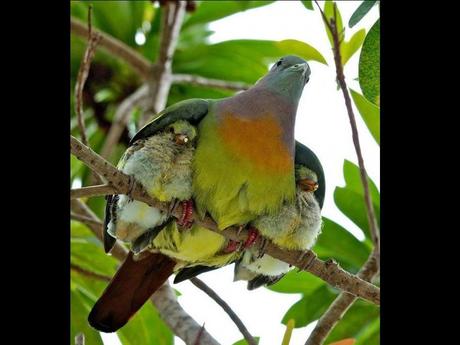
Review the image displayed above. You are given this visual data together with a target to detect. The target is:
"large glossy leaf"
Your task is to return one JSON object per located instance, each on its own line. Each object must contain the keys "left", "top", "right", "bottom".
{"left": 326, "top": 301, "right": 379, "bottom": 344}
{"left": 349, "top": 0, "right": 377, "bottom": 28}
{"left": 281, "top": 285, "right": 337, "bottom": 327}
{"left": 71, "top": 288, "right": 104, "bottom": 345}
{"left": 313, "top": 217, "right": 370, "bottom": 271}
{"left": 183, "top": 1, "right": 275, "bottom": 29}
{"left": 71, "top": 236, "right": 118, "bottom": 277}
{"left": 334, "top": 160, "right": 380, "bottom": 241}
{"left": 359, "top": 19, "right": 380, "bottom": 105}
{"left": 350, "top": 88, "right": 380, "bottom": 144}
{"left": 268, "top": 270, "right": 325, "bottom": 295}
{"left": 354, "top": 317, "right": 380, "bottom": 345}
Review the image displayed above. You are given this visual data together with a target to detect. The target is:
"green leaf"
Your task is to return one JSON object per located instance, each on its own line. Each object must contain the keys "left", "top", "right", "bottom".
{"left": 355, "top": 317, "right": 380, "bottom": 345}
{"left": 174, "top": 39, "right": 326, "bottom": 84}
{"left": 341, "top": 29, "right": 366, "bottom": 66}
{"left": 349, "top": 1, "right": 377, "bottom": 28}
{"left": 267, "top": 270, "right": 325, "bottom": 295}
{"left": 282, "top": 285, "right": 337, "bottom": 327}
{"left": 71, "top": 289, "right": 104, "bottom": 345}
{"left": 117, "top": 302, "right": 173, "bottom": 345}
{"left": 349, "top": 88, "right": 380, "bottom": 144}
{"left": 334, "top": 160, "right": 380, "bottom": 242}
{"left": 323, "top": 1, "right": 344, "bottom": 46}
{"left": 313, "top": 217, "right": 370, "bottom": 271}
{"left": 359, "top": 19, "right": 380, "bottom": 105}
{"left": 301, "top": 1, "right": 314, "bottom": 10}
{"left": 183, "top": 1, "right": 275, "bottom": 29}
{"left": 232, "top": 337, "right": 260, "bottom": 345}
{"left": 71, "top": 237, "right": 119, "bottom": 277}
{"left": 326, "top": 301, "right": 379, "bottom": 344}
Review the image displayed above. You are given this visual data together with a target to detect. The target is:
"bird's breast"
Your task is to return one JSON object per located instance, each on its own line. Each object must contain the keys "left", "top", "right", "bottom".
{"left": 218, "top": 113, "right": 293, "bottom": 173}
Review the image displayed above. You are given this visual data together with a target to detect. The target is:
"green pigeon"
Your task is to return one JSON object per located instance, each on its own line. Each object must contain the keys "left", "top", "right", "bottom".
{"left": 233, "top": 142, "right": 325, "bottom": 290}
{"left": 89, "top": 55, "right": 312, "bottom": 333}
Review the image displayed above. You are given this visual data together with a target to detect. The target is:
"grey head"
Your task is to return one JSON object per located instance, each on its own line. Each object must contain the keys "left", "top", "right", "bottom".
{"left": 254, "top": 55, "right": 311, "bottom": 102}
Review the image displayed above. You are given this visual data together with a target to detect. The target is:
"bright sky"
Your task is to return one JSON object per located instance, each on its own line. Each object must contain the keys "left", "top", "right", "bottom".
{"left": 101, "top": 1, "right": 379, "bottom": 344}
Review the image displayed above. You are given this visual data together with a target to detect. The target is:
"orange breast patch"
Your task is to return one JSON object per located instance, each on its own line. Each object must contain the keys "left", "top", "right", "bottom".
{"left": 218, "top": 113, "right": 293, "bottom": 173}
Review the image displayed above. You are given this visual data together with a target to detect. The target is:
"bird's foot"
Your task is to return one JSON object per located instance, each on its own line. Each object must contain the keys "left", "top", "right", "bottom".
{"left": 223, "top": 239, "right": 241, "bottom": 253}
{"left": 242, "top": 226, "right": 260, "bottom": 249}
{"left": 177, "top": 199, "right": 194, "bottom": 229}
{"left": 297, "top": 178, "right": 319, "bottom": 192}
{"left": 257, "top": 238, "right": 268, "bottom": 259}
{"left": 296, "top": 250, "right": 317, "bottom": 272}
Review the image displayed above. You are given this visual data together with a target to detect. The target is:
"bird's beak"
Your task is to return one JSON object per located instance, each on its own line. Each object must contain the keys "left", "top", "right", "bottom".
{"left": 301, "top": 63, "right": 311, "bottom": 83}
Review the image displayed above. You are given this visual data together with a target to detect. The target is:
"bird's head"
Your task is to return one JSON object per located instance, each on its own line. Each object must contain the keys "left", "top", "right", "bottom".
{"left": 296, "top": 165, "right": 319, "bottom": 193}
{"left": 255, "top": 55, "right": 311, "bottom": 101}
{"left": 167, "top": 120, "right": 197, "bottom": 145}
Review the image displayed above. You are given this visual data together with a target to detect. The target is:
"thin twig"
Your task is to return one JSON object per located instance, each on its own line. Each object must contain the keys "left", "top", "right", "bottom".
{"left": 71, "top": 184, "right": 114, "bottom": 199}
{"left": 74, "top": 7, "right": 101, "bottom": 147}
{"left": 100, "top": 84, "right": 150, "bottom": 160}
{"left": 71, "top": 17, "right": 151, "bottom": 78}
{"left": 71, "top": 263, "right": 111, "bottom": 282}
{"left": 70, "top": 135, "right": 380, "bottom": 305}
{"left": 143, "top": 1, "right": 187, "bottom": 124}
{"left": 70, "top": 199, "right": 220, "bottom": 345}
{"left": 314, "top": 0, "right": 380, "bottom": 262}
{"left": 190, "top": 278, "right": 257, "bottom": 345}
{"left": 305, "top": 251, "right": 379, "bottom": 345}
{"left": 172, "top": 74, "right": 251, "bottom": 91}
{"left": 71, "top": 212, "right": 105, "bottom": 229}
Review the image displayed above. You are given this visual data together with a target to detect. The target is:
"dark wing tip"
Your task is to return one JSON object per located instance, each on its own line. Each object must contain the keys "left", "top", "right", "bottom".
{"left": 174, "top": 265, "right": 220, "bottom": 284}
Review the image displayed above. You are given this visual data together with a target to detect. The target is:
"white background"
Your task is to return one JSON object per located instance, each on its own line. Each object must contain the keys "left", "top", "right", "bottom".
{"left": 102, "top": 1, "right": 379, "bottom": 344}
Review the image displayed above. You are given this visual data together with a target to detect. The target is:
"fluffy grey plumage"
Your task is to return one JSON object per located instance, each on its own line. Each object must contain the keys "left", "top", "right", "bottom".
{"left": 106, "top": 120, "right": 197, "bottom": 247}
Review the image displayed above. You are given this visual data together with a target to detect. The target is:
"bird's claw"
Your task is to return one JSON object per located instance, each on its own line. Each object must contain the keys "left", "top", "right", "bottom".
{"left": 242, "top": 226, "right": 259, "bottom": 249}
{"left": 297, "top": 178, "right": 319, "bottom": 192}
{"left": 177, "top": 199, "right": 194, "bottom": 229}
{"left": 257, "top": 238, "right": 268, "bottom": 259}
{"left": 127, "top": 175, "right": 136, "bottom": 202}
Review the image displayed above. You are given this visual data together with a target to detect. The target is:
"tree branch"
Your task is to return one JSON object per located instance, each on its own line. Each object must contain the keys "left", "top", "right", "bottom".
{"left": 70, "top": 135, "right": 380, "bottom": 305}
{"left": 190, "top": 278, "right": 257, "bottom": 345}
{"left": 315, "top": 1, "right": 380, "bottom": 263}
{"left": 305, "top": 251, "right": 379, "bottom": 345}
{"left": 71, "top": 17, "right": 152, "bottom": 78}
{"left": 144, "top": 0, "right": 187, "bottom": 123}
{"left": 71, "top": 184, "right": 114, "bottom": 199}
{"left": 74, "top": 6, "right": 101, "bottom": 147}
{"left": 70, "top": 198, "right": 220, "bottom": 345}
{"left": 172, "top": 74, "right": 251, "bottom": 91}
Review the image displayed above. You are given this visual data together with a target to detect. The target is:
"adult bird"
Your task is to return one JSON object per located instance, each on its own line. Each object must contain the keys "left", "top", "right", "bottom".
{"left": 89, "top": 55, "right": 312, "bottom": 333}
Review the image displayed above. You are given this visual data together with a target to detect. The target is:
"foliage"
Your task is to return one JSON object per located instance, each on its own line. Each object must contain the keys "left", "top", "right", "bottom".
{"left": 70, "top": 1, "right": 379, "bottom": 344}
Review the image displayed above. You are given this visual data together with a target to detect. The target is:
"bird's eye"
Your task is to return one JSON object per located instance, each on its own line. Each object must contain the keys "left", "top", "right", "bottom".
{"left": 276, "top": 60, "right": 282, "bottom": 67}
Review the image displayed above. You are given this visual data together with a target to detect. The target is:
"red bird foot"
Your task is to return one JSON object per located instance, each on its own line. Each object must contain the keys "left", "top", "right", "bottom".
{"left": 177, "top": 200, "right": 194, "bottom": 229}
{"left": 223, "top": 240, "right": 240, "bottom": 253}
{"left": 242, "top": 226, "right": 260, "bottom": 249}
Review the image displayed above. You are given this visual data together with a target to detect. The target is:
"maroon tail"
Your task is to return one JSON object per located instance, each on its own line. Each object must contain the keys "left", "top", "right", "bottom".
{"left": 88, "top": 252, "right": 176, "bottom": 332}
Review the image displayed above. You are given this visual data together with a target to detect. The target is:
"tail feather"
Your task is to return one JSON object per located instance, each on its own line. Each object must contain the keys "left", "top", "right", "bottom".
{"left": 88, "top": 252, "right": 175, "bottom": 332}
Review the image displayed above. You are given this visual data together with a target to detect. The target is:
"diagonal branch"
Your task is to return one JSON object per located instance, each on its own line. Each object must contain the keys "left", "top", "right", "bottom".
{"left": 305, "top": 251, "right": 379, "bottom": 345}
{"left": 70, "top": 135, "right": 380, "bottom": 305}
{"left": 70, "top": 199, "right": 220, "bottom": 345}
{"left": 71, "top": 184, "right": 114, "bottom": 199}
{"left": 71, "top": 17, "right": 152, "bottom": 78}
{"left": 71, "top": 263, "right": 111, "bottom": 282}
{"left": 315, "top": 1, "right": 380, "bottom": 263}
{"left": 190, "top": 278, "right": 257, "bottom": 345}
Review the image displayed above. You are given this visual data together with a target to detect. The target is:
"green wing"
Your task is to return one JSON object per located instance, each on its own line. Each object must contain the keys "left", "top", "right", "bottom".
{"left": 129, "top": 98, "right": 210, "bottom": 145}
{"left": 295, "top": 141, "right": 326, "bottom": 209}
